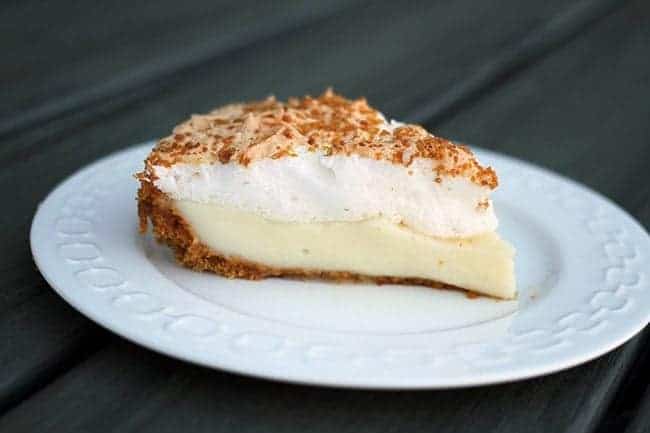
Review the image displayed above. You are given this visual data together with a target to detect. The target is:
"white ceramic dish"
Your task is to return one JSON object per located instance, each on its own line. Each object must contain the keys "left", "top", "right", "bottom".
{"left": 31, "top": 142, "right": 650, "bottom": 389}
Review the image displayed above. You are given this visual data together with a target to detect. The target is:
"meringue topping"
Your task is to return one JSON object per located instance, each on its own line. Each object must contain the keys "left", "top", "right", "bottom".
{"left": 140, "top": 90, "right": 501, "bottom": 238}
{"left": 143, "top": 89, "right": 497, "bottom": 189}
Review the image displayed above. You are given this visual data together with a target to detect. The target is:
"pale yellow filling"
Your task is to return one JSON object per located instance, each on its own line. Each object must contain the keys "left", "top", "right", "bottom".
{"left": 173, "top": 200, "right": 516, "bottom": 299}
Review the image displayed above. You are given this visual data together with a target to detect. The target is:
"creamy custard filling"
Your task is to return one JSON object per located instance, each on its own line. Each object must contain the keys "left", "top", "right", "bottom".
{"left": 173, "top": 200, "right": 516, "bottom": 299}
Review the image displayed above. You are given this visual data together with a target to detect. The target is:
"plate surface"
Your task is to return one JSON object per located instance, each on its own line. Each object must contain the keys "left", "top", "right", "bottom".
{"left": 31, "top": 143, "right": 650, "bottom": 389}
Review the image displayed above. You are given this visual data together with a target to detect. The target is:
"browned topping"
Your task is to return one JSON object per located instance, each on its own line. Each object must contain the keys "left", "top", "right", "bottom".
{"left": 142, "top": 89, "right": 497, "bottom": 189}
{"left": 217, "top": 146, "right": 235, "bottom": 164}
{"left": 476, "top": 199, "right": 490, "bottom": 211}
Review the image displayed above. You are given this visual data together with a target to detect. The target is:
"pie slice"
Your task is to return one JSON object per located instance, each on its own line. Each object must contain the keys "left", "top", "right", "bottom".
{"left": 137, "top": 90, "right": 516, "bottom": 299}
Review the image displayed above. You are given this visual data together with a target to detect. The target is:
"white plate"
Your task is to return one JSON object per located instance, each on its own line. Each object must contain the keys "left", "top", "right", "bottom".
{"left": 31, "top": 142, "right": 650, "bottom": 389}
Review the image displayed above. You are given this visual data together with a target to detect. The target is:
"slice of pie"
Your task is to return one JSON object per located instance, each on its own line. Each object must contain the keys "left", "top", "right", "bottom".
{"left": 137, "top": 90, "right": 516, "bottom": 299}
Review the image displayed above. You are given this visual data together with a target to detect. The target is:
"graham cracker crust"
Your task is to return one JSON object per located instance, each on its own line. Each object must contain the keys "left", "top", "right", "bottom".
{"left": 137, "top": 180, "right": 468, "bottom": 294}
